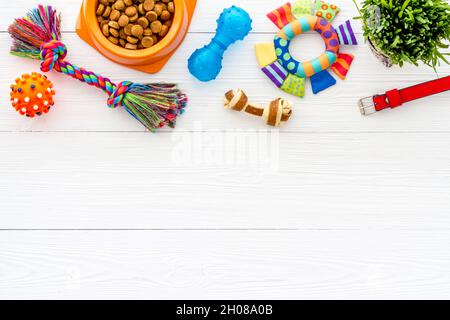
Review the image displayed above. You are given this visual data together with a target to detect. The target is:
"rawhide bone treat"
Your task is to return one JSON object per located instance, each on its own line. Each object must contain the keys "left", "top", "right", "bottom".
{"left": 8, "top": 5, "right": 187, "bottom": 132}
{"left": 224, "top": 89, "right": 293, "bottom": 127}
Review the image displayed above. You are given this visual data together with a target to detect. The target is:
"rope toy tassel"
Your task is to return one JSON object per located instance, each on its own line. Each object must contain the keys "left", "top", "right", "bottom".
{"left": 8, "top": 5, "right": 187, "bottom": 131}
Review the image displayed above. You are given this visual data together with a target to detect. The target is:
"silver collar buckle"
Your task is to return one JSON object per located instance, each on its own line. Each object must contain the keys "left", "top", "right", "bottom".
{"left": 358, "top": 96, "right": 377, "bottom": 116}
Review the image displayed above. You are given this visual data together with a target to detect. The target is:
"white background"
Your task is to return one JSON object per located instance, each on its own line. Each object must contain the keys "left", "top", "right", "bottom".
{"left": 1, "top": 0, "right": 450, "bottom": 299}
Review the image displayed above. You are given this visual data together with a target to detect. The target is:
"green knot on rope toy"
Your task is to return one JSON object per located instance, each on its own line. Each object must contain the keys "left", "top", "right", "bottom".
{"left": 9, "top": 5, "right": 187, "bottom": 131}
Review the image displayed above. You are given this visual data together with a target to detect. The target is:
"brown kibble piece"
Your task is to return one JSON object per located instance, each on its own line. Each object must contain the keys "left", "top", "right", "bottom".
{"left": 125, "top": 43, "right": 137, "bottom": 50}
{"left": 109, "top": 28, "right": 119, "bottom": 37}
{"left": 118, "top": 14, "right": 129, "bottom": 27}
{"left": 154, "top": 4, "right": 164, "bottom": 16}
{"left": 150, "top": 20, "right": 162, "bottom": 33}
{"left": 108, "top": 36, "right": 119, "bottom": 45}
{"left": 96, "top": 4, "right": 105, "bottom": 16}
{"left": 102, "top": 24, "right": 110, "bottom": 37}
{"left": 138, "top": 4, "right": 145, "bottom": 15}
{"left": 160, "top": 10, "right": 171, "bottom": 21}
{"left": 129, "top": 14, "right": 139, "bottom": 22}
{"left": 141, "top": 36, "right": 154, "bottom": 48}
{"left": 168, "top": 2, "right": 174, "bottom": 13}
{"left": 119, "top": 28, "right": 127, "bottom": 39}
{"left": 108, "top": 21, "right": 120, "bottom": 29}
{"left": 144, "top": 28, "right": 153, "bottom": 36}
{"left": 159, "top": 24, "right": 169, "bottom": 37}
{"left": 125, "top": 6, "right": 137, "bottom": 17}
{"left": 137, "top": 17, "right": 149, "bottom": 29}
{"left": 124, "top": 0, "right": 133, "bottom": 6}
{"left": 131, "top": 24, "right": 144, "bottom": 37}
{"left": 145, "top": 11, "right": 158, "bottom": 22}
{"left": 143, "top": 0, "right": 155, "bottom": 11}
{"left": 124, "top": 24, "right": 133, "bottom": 35}
{"left": 102, "top": 6, "right": 112, "bottom": 18}
{"left": 127, "top": 36, "right": 139, "bottom": 44}
{"left": 110, "top": 9, "right": 121, "bottom": 21}
{"left": 114, "top": 0, "right": 125, "bottom": 11}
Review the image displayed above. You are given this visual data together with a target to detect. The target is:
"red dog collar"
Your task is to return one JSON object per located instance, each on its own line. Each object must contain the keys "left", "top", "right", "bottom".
{"left": 359, "top": 75, "right": 450, "bottom": 115}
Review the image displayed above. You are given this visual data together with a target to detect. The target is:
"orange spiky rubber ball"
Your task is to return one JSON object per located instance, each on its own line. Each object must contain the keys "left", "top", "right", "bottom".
{"left": 10, "top": 73, "right": 55, "bottom": 117}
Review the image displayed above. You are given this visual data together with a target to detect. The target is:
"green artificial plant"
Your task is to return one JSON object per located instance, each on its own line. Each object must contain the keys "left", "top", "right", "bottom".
{"left": 353, "top": 0, "right": 450, "bottom": 69}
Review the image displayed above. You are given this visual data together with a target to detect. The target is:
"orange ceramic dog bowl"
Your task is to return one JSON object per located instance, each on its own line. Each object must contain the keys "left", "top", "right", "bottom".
{"left": 76, "top": 0, "right": 197, "bottom": 73}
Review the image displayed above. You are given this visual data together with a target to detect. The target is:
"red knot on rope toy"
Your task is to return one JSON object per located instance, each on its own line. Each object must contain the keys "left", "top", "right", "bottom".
{"left": 9, "top": 5, "right": 187, "bottom": 132}
{"left": 40, "top": 40, "right": 67, "bottom": 73}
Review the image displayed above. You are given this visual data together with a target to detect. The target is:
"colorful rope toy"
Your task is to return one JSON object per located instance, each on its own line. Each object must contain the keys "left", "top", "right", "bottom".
{"left": 255, "top": 0, "right": 358, "bottom": 97}
{"left": 8, "top": 5, "right": 187, "bottom": 131}
{"left": 10, "top": 73, "right": 55, "bottom": 117}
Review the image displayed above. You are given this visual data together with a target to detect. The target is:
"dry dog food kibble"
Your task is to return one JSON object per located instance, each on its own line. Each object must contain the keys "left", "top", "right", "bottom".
{"left": 96, "top": 0, "right": 174, "bottom": 50}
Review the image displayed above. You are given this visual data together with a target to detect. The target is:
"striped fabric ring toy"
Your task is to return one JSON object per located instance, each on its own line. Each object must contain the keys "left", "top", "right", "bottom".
{"left": 255, "top": 1, "right": 358, "bottom": 97}
{"left": 274, "top": 16, "right": 339, "bottom": 78}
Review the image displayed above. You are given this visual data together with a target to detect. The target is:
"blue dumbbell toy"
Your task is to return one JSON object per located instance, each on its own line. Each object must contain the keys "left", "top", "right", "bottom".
{"left": 188, "top": 6, "right": 252, "bottom": 82}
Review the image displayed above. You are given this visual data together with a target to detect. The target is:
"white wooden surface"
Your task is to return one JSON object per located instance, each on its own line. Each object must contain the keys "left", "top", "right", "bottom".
{"left": 0, "top": 0, "right": 449, "bottom": 299}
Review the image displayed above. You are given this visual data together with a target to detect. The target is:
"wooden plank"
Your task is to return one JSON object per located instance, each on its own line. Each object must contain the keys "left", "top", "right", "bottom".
{"left": 1, "top": 131, "right": 450, "bottom": 229}
{"left": 1, "top": 230, "right": 450, "bottom": 299}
